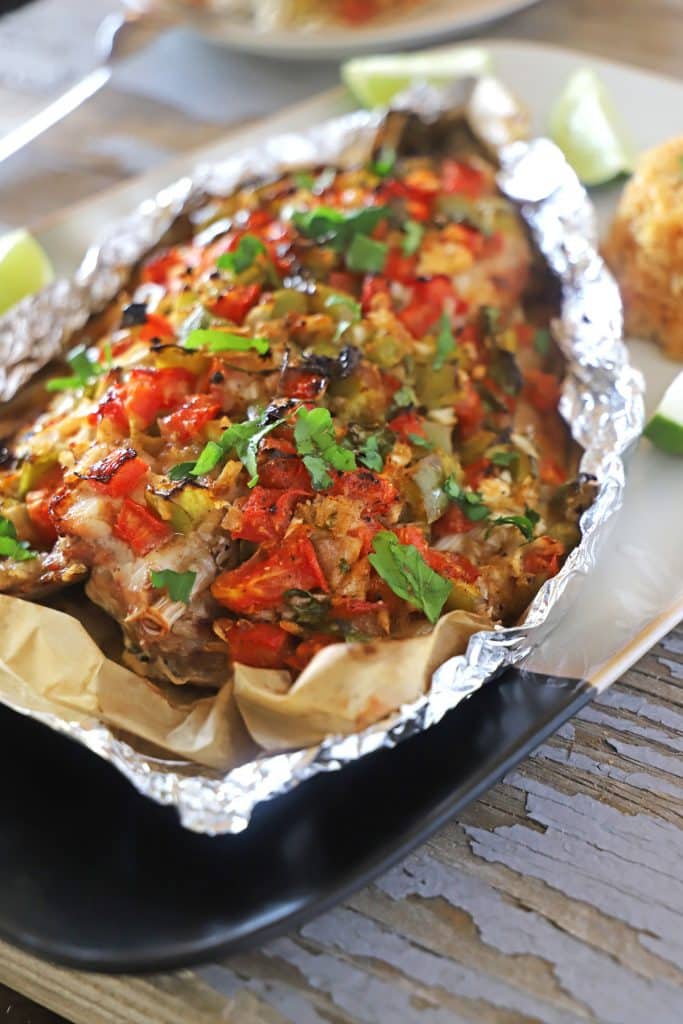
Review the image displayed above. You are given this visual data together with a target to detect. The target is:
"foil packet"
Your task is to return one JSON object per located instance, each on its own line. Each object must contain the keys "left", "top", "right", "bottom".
{"left": 0, "top": 79, "right": 644, "bottom": 834}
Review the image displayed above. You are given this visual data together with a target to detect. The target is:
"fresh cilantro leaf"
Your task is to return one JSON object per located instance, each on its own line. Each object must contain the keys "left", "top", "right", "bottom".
{"left": 150, "top": 569, "right": 196, "bottom": 604}
{"left": 168, "top": 461, "right": 197, "bottom": 482}
{"left": 346, "top": 233, "right": 388, "bottom": 273}
{"left": 486, "top": 506, "right": 540, "bottom": 541}
{"left": 443, "top": 476, "right": 490, "bottom": 522}
{"left": 432, "top": 312, "right": 457, "bottom": 370}
{"left": 392, "top": 384, "right": 418, "bottom": 409}
{"left": 0, "top": 516, "right": 36, "bottom": 562}
{"left": 369, "top": 531, "right": 451, "bottom": 625}
{"left": 293, "top": 171, "right": 315, "bottom": 190}
{"left": 45, "top": 344, "right": 105, "bottom": 393}
{"left": 357, "top": 428, "right": 394, "bottom": 472}
{"left": 292, "top": 205, "right": 389, "bottom": 251}
{"left": 220, "top": 413, "right": 284, "bottom": 487}
{"left": 294, "top": 406, "right": 357, "bottom": 490}
{"left": 490, "top": 450, "right": 520, "bottom": 469}
{"left": 190, "top": 441, "right": 224, "bottom": 477}
{"left": 217, "top": 234, "right": 266, "bottom": 274}
{"left": 370, "top": 147, "right": 396, "bottom": 177}
{"left": 184, "top": 330, "right": 269, "bottom": 355}
{"left": 407, "top": 433, "right": 434, "bottom": 450}
{"left": 533, "top": 327, "right": 551, "bottom": 356}
{"left": 402, "top": 219, "right": 424, "bottom": 256}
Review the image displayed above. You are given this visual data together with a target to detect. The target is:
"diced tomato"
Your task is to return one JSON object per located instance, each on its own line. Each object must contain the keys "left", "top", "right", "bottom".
{"left": 222, "top": 620, "right": 294, "bottom": 670}
{"left": 331, "top": 470, "right": 399, "bottom": 518}
{"left": 209, "top": 284, "right": 262, "bottom": 325}
{"left": 388, "top": 410, "right": 427, "bottom": 439}
{"left": 463, "top": 457, "right": 491, "bottom": 489}
{"left": 113, "top": 498, "right": 172, "bottom": 556}
{"left": 87, "top": 448, "right": 149, "bottom": 497}
{"left": 407, "top": 198, "right": 432, "bottom": 222}
{"left": 212, "top": 528, "right": 328, "bottom": 615}
{"left": 392, "top": 524, "right": 429, "bottom": 552}
{"left": 432, "top": 504, "right": 477, "bottom": 540}
{"left": 246, "top": 209, "right": 271, "bottom": 231}
{"left": 523, "top": 370, "right": 562, "bottom": 414}
{"left": 141, "top": 249, "right": 183, "bottom": 285}
{"left": 385, "top": 248, "right": 417, "bottom": 284}
{"left": 279, "top": 366, "right": 327, "bottom": 400}
{"left": 361, "top": 274, "right": 390, "bottom": 313}
{"left": 93, "top": 384, "right": 129, "bottom": 433}
{"left": 398, "top": 277, "right": 462, "bottom": 339}
{"left": 328, "top": 271, "right": 356, "bottom": 293}
{"left": 232, "top": 487, "right": 307, "bottom": 545}
{"left": 441, "top": 159, "right": 487, "bottom": 199}
{"left": 425, "top": 548, "right": 479, "bottom": 585}
{"left": 159, "top": 395, "right": 221, "bottom": 443}
{"left": 138, "top": 313, "right": 175, "bottom": 343}
{"left": 124, "top": 367, "right": 196, "bottom": 430}
{"left": 24, "top": 465, "right": 63, "bottom": 546}
{"left": 286, "top": 633, "right": 337, "bottom": 672}
{"left": 522, "top": 536, "right": 564, "bottom": 578}
{"left": 454, "top": 380, "right": 485, "bottom": 439}
{"left": 258, "top": 440, "right": 313, "bottom": 492}
{"left": 539, "top": 458, "right": 567, "bottom": 485}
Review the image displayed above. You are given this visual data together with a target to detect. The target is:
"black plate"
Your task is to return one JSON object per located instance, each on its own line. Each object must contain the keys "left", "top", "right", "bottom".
{"left": 0, "top": 667, "right": 592, "bottom": 972}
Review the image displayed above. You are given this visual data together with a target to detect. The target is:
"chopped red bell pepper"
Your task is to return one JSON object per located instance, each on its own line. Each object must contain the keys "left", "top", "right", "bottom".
{"left": 113, "top": 498, "right": 172, "bottom": 556}
{"left": 279, "top": 366, "right": 327, "bottom": 400}
{"left": 432, "top": 504, "right": 477, "bottom": 540}
{"left": 258, "top": 439, "right": 313, "bottom": 492}
{"left": 87, "top": 448, "right": 149, "bottom": 497}
{"left": 159, "top": 395, "right": 221, "bottom": 443}
{"left": 522, "top": 536, "right": 564, "bottom": 578}
{"left": 361, "top": 274, "right": 391, "bottom": 313}
{"left": 384, "top": 248, "right": 418, "bottom": 284}
{"left": 124, "top": 367, "right": 196, "bottom": 430}
{"left": 232, "top": 487, "right": 307, "bottom": 545}
{"left": 222, "top": 620, "right": 294, "bottom": 670}
{"left": 93, "top": 384, "right": 129, "bottom": 433}
{"left": 387, "top": 409, "right": 427, "bottom": 439}
{"left": 523, "top": 370, "right": 562, "bottom": 414}
{"left": 441, "top": 159, "right": 487, "bottom": 199}
{"left": 331, "top": 470, "right": 399, "bottom": 518}
{"left": 424, "top": 548, "right": 479, "bottom": 585}
{"left": 398, "top": 277, "right": 462, "bottom": 339}
{"left": 209, "top": 284, "right": 262, "bottom": 325}
{"left": 24, "top": 465, "right": 63, "bottom": 546}
{"left": 141, "top": 249, "right": 183, "bottom": 285}
{"left": 212, "top": 528, "right": 328, "bottom": 615}
{"left": 138, "top": 313, "right": 175, "bottom": 343}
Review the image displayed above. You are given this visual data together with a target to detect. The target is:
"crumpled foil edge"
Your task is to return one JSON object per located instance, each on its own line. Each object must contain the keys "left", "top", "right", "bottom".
{"left": 0, "top": 82, "right": 644, "bottom": 834}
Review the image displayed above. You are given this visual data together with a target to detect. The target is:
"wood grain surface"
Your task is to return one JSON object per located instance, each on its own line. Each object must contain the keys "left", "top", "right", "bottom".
{"left": 0, "top": 1, "right": 681, "bottom": 1022}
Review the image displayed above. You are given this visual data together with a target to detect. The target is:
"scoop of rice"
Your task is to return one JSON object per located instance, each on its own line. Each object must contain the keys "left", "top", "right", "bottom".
{"left": 603, "top": 136, "right": 683, "bottom": 360}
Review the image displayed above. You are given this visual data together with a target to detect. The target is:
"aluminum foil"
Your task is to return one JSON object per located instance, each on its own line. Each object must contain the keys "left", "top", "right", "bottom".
{"left": 0, "top": 79, "right": 644, "bottom": 834}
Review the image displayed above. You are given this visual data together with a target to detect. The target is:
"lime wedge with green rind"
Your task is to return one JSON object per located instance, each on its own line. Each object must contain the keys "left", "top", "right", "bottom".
{"left": 644, "top": 371, "right": 683, "bottom": 455}
{"left": 342, "top": 46, "right": 494, "bottom": 109}
{"left": 549, "top": 68, "right": 635, "bottom": 186}
{"left": 0, "top": 228, "right": 54, "bottom": 317}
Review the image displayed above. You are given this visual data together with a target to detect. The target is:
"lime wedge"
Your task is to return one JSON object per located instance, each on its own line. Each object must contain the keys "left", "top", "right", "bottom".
{"left": 342, "top": 46, "right": 494, "bottom": 109}
{"left": 0, "top": 228, "right": 54, "bottom": 317}
{"left": 549, "top": 68, "right": 635, "bottom": 186}
{"left": 644, "top": 371, "right": 683, "bottom": 455}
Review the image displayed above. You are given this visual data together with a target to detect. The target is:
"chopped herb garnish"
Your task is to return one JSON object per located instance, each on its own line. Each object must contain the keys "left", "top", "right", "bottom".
{"left": 217, "top": 234, "right": 266, "bottom": 274}
{"left": 432, "top": 312, "right": 457, "bottom": 370}
{"left": 168, "top": 462, "right": 196, "bottom": 482}
{"left": 45, "top": 344, "right": 105, "bottom": 393}
{"left": 392, "top": 384, "right": 418, "bottom": 409}
{"left": 357, "top": 428, "right": 394, "bottom": 472}
{"left": 293, "top": 171, "right": 315, "bottom": 190}
{"left": 369, "top": 531, "right": 451, "bottom": 625}
{"left": 0, "top": 516, "right": 36, "bottom": 562}
{"left": 408, "top": 433, "right": 434, "bottom": 450}
{"left": 346, "top": 233, "right": 388, "bottom": 273}
{"left": 184, "top": 329, "right": 269, "bottom": 355}
{"left": 292, "top": 205, "right": 389, "bottom": 251}
{"left": 370, "top": 147, "right": 396, "bottom": 177}
{"left": 443, "top": 476, "right": 490, "bottom": 522}
{"left": 191, "top": 441, "right": 224, "bottom": 477}
{"left": 534, "top": 328, "right": 551, "bottom": 356}
{"left": 294, "top": 406, "right": 356, "bottom": 490}
{"left": 490, "top": 450, "right": 520, "bottom": 469}
{"left": 402, "top": 219, "right": 424, "bottom": 256}
{"left": 150, "top": 569, "right": 196, "bottom": 605}
{"left": 486, "top": 506, "right": 540, "bottom": 541}
{"left": 219, "top": 413, "right": 284, "bottom": 487}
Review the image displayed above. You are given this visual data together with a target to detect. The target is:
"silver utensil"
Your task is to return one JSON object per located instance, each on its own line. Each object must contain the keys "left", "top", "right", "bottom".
{"left": 0, "top": 4, "right": 180, "bottom": 165}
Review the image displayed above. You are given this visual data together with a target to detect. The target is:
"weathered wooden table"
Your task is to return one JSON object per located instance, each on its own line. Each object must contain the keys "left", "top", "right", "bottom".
{"left": 0, "top": 1, "right": 681, "bottom": 1022}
